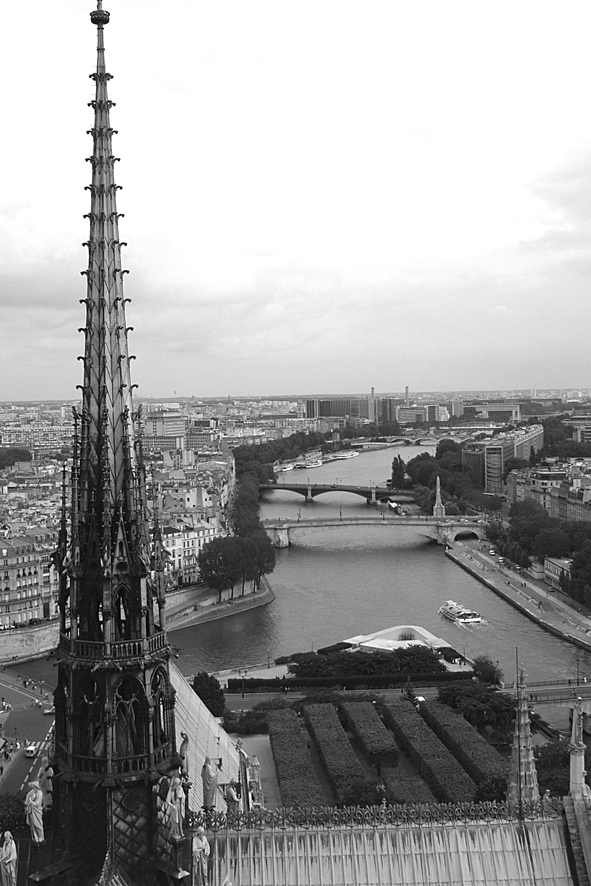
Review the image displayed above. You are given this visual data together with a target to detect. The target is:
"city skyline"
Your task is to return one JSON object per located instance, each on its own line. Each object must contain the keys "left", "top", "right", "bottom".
{"left": 3, "top": 1, "right": 591, "bottom": 400}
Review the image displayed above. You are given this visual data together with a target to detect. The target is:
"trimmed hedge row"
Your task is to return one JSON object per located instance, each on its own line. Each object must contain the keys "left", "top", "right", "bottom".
{"left": 384, "top": 700, "right": 477, "bottom": 803}
{"left": 226, "top": 670, "right": 472, "bottom": 693}
{"left": 267, "top": 710, "right": 326, "bottom": 807}
{"left": 419, "top": 701, "right": 508, "bottom": 785}
{"left": 382, "top": 774, "right": 436, "bottom": 806}
{"left": 304, "top": 704, "right": 365, "bottom": 803}
{"left": 340, "top": 702, "right": 398, "bottom": 768}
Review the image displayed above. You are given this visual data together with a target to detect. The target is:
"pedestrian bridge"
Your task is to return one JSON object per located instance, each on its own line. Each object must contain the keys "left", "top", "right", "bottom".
{"left": 263, "top": 516, "right": 485, "bottom": 547}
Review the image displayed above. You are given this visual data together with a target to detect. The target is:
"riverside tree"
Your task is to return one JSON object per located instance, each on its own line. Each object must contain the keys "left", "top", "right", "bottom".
{"left": 197, "top": 532, "right": 276, "bottom": 600}
{"left": 192, "top": 672, "right": 226, "bottom": 717}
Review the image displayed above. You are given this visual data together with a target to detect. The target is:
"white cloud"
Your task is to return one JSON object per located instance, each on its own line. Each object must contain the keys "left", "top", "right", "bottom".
{"left": 2, "top": 1, "right": 591, "bottom": 397}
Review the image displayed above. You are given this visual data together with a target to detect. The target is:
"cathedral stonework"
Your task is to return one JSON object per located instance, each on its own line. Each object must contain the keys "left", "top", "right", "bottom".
{"left": 48, "top": 4, "right": 185, "bottom": 883}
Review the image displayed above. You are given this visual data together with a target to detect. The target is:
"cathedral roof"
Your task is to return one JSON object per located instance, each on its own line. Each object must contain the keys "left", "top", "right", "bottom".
{"left": 204, "top": 810, "right": 574, "bottom": 885}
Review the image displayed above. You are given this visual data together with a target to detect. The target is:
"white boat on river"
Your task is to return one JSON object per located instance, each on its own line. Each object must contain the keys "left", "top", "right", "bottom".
{"left": 438, "top": 600, "right": 482, "bottom": 625}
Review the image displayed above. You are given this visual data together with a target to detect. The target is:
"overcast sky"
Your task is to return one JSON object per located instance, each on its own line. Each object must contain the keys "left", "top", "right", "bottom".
{"left": 2, "top": 1, "right": 591, "bottom": 401}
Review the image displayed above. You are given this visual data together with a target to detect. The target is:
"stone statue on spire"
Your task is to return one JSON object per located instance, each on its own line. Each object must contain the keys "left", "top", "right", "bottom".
{"left": 569, "top": 696, "right": 591, "bottom": 801}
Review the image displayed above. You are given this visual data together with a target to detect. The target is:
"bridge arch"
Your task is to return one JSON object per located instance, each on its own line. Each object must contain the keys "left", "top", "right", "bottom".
{"left": 264, "top": 517, "right": 485, "bottom": 548}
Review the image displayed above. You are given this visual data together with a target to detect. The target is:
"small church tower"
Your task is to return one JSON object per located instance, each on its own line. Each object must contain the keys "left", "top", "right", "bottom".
{"left": 50, "top": 4, "right": 181, "bottom": 881}
{"left": 506, "top": 666, "right": 540, "bottom": 807}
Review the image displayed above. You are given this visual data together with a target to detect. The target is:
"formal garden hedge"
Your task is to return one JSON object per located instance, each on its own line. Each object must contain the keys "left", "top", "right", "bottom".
{"left": 419, "top": 701, "right": 508, "bottom": 785}
{"left": 384, "top": 700, "right": 477, "bottom": 803}
{"left": 382, "top": 773, "right": 437, "bottom": 805}
{"left": 226, "top": 670, "right": 471, "bottom": 694}
{"left": 267, "top": 710, "right": 325, "bottom": 807}
{"left": 303, "top": 704, "right": 365, "bottom": 803}
{"left": 340, "top": 702, "right": 398, "bottom": 769}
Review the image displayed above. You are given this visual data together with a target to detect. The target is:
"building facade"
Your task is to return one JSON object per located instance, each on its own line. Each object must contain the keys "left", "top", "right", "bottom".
{"left": 0, "top": 529, "right": 59, "bottom": 628}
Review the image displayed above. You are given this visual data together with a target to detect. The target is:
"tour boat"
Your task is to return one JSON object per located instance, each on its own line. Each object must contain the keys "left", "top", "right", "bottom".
{"left": 335, "top": 450, "right": 359, "bottom": 459}
{"left": 280, "top": 463, "right": 295, "bottom": 472}
{"left": 305, "top": 459, "right": 323, "bottom": 468}
{"left": 438, "top": 600, "right": 482, "bottom": 625}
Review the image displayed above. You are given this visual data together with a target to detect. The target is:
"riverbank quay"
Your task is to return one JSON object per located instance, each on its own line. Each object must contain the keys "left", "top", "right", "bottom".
{"left": 166, "top": 576, "right": 275, "bottom": 633}
{"left": 0, "top": 578, "right": 275, "bottom": 665}
{"left": 446, "top": 542, "right": 591, "bottom": 654}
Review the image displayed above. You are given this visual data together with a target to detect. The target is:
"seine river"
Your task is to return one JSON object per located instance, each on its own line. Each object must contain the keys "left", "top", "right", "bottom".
{"left": 173, "top": 445, "right": 581, "bottom": 685}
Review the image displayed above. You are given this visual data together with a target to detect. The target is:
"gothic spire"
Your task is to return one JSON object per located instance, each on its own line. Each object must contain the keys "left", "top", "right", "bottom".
{"left": 64, "top": 0, "right": 155, "bottom": 645}
{"left": 506, "top": 665, "right": 540, "bottom": 808}
{"left": 45, "top": 9, "right": 178, "bottom": 882}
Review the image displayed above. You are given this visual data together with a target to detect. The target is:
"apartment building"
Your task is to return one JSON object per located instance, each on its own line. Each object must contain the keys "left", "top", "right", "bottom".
{"left": 161, "top": 520, "right": 220, "bottom": 587}
{"left": 0, "top": 529, "right": 59, "bottom": 628}
{"left": 506, "top": 466, "right": 567, "bottom": 511}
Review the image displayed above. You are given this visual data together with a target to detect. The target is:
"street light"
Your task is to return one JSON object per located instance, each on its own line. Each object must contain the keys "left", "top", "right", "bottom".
{"left": 577, "top": 657, "right": 581, "bottom": 687}
{"left": 238, "top": 669, "right": 248, "bottom": 698}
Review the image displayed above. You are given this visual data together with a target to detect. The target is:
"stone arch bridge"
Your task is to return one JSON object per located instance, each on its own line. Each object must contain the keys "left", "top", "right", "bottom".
{"left": 263, "top": 516, "right": 485, "bottom": 548}
{"left": 260, "top": 481, "right": 415, "bottom": 505}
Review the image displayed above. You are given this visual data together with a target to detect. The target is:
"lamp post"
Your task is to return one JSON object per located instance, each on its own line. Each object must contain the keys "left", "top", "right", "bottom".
{"left": 577, "top": 657, "right": 581, "bottom": 687}
{"left": 238, "top": 669, "right": 247, "bottom": 698}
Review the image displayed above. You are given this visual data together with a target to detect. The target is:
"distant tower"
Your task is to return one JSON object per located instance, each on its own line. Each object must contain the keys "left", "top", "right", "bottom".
{"left": 432, "top": 475, "right": 445, "bottom": 519}
{"left": 506, "top": 666, "right": 540, "bottom": 807}
{"left": 405, "top": 386, "right": 409, "bottom": 407}
{"left": 51, "top": 4, "right": 179, "bottom": 881}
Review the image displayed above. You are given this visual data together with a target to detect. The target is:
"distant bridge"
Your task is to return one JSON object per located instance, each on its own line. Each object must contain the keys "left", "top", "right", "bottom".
{"left": 260, "top": 482, "right": 415, "bottom": 505}
{"left": 262, "top": 515, "right": 485, "bottom": 548}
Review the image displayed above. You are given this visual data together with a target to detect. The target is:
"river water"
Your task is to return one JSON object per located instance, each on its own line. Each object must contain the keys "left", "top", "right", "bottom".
{"left": 173, "top": 446, "right": 581, "bottom": 685}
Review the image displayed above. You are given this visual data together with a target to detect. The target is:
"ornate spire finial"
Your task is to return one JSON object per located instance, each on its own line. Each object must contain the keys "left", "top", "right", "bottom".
{"left": 90, "top": 2, "right": 110, "bottom": 26}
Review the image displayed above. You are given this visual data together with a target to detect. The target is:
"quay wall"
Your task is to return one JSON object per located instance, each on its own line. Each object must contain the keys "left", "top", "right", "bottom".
{"left": 0, "top": 621, "right": 59, "bottom": 664}
{"left": 0, "top": 580, "right": 275, "bottom": 662}
{"left": 445, "top": 547, "right": 591, "bottom": 654}
{"left": 167, "top": 578, "right": 275, "bottom": 633}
